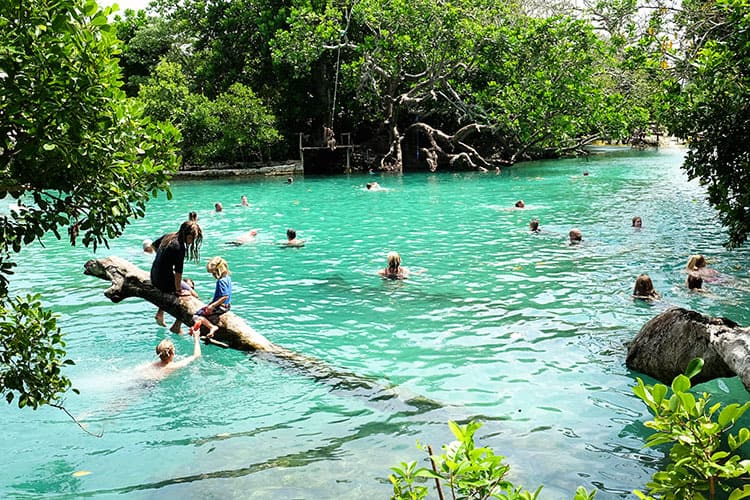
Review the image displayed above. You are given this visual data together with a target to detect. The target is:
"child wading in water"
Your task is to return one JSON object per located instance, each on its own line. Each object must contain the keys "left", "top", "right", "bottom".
{"left": 190, "top": 257, "right": 232, "bottom": 338}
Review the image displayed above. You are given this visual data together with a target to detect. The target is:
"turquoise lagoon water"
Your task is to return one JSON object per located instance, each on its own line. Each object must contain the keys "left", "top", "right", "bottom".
{"left": 3, "top": 147, "right": 750, "bottom": 499}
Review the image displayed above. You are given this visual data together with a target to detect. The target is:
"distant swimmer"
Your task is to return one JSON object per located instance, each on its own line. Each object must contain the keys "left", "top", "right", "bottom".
{"left": 569, "top": 228, "right": 583, "bottom": 245}
{"left": 632, "top": 274, "right": 660, "bottom": 301}
{"left": 366, "top": 182, "right": 386, "bottom": 191}
{"left": 280, "top": 228, "right": 305, "bottom": 247}
{"left": 514, "top": 200, "right": 525, "bottom": 208}
{"left": 240, "top": 195, "right": 249, "bottom": 207}
{"left": 632, "top": 216, "right": 642, "bottom": 228}
{"left": 529, "top": 219, "right": 541, "bottom": 233}
{"left": 686, "top": 254, "right": 718, "bottom": 280}
{"left": 378, "top": 251, "right": 409, "bottom": 280}
{"left": 226, "top": 229, "right": 258, "bottom": 246}
{"left": 215, "top": 202, "right": 223, "bottom": 213}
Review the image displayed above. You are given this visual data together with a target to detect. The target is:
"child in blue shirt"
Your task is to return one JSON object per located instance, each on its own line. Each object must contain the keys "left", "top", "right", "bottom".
{"left": 190, "top": 257, "right": 232, "bottom": 338}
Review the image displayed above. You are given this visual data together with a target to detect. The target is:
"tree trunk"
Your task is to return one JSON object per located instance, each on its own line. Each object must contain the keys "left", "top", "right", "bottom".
{"left": 626, "top": 307, "right": 750, "bottom": 392}
{"left": 83, "top": 256, "right": 441, "bottom": 410}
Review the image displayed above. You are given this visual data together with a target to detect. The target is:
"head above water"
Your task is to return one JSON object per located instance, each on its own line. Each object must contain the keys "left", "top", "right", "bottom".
{"left": 632, "top": 216, "right": 642, "bottom": 228}
{"left": 142, "top": 239, "right": 154, "bottom": 253}
{"left": 156, "top": 338, "right": 175, "bottom": 362}
{"left": 633, "top": 273, "right": 657, "bottom": 297}
{"left": 686, "top": 272, "right": 703, "bottom": 290}
{"left": 286, "top": 228, "right": 297, "bottom": 240}
{"left": 569, "top": 228, "right": 582, "bottom": 243}
{"left": 515, "top": 200, "right": 525, "bottom": 208}
{"left": 686, "top": 254, "right": 707, "bottom": 271}
{"left": 529, "top": 219, "right": 539, "bottom": 231}
{"left": 387, "top": 251, "right": 401, "bottom": 271}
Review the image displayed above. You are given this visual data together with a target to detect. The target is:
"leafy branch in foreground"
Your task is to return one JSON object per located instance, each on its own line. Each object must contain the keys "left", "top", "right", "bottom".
{"left": 388, "top": 420, "right": 596, "bottom": 499}
{"left": 633, "top": 358, "right": 750, "bottom": 500}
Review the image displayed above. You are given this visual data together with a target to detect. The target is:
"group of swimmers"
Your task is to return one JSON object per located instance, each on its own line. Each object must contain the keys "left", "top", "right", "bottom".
{"left": 517, "top": 199, "right": 718, "bottom": 300}
{"left": 632, "top": 254, "right": 717, "bottom": 301}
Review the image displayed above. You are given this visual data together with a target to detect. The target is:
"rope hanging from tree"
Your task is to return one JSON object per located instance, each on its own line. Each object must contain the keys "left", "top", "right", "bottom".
{"left": 329, "top": 1, "right": 358, "bottom": 127}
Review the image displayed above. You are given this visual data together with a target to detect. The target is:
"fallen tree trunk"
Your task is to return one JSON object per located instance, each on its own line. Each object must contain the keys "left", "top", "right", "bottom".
{"left": 626, "top": 307, "right": 750, "bottom": 392}
{"left": 83, "top": 256, "right": 441, "bottom": 412}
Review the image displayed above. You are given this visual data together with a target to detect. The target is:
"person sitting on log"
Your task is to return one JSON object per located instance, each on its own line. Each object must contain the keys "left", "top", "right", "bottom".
{"left": 168, "top": 278, "right": 199, "bottom": 334}
{"left": 190, "top": 257, "right": 232, "bottom": 338}
{"left": 150, "top": 220, "right": 203, "bottom": 327}
{"left": 378, "top": 251, "right": 409, "bottom": 280}
{"left": 633, "top": 273, "right": 660, "bottom": 301}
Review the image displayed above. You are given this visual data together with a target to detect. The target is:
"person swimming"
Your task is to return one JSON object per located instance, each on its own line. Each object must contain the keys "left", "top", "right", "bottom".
{"left": 569, "top": 228, "right": 583, "bottom": 244}
{"left": 226, "top": 229, "right": 258, "bottom": 246}
{"left": 280, "top": 228, "right": 305, "bottom": 247}
{"left": 378, "top": 251, "right": 409, "bottom": 280}
{"left": 633, "top": 274, "right": 660, "bottom": 300}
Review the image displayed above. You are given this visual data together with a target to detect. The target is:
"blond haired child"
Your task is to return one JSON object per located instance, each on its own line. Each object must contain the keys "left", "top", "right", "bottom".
{"left": 190, "top": 257, "right": 232, "bottom": 338}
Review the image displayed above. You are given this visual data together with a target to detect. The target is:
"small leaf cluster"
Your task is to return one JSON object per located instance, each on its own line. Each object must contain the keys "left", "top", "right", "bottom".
{"left": 633, "top": 358, "right": 750, "bottom": 499}
{"left": 0, "top": 294, "right": 76, "bottom": 409}
{"left": 389, "top": 420, "right": 597, "bottom": 499}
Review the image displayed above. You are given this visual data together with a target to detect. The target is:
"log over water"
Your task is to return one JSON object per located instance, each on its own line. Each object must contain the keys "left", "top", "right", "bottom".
{"left": 83, "top": 256, "right": 442, "bottom": 413}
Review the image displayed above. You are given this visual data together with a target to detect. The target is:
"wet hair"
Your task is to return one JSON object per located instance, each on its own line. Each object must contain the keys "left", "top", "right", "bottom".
{"left": 633, "top": 274, "right": 657, "bottom": 298}
{"left": 179, "top": 220, "right": 202, "bottom": 263}
{"left": 286, "top": 228, "right": 296, "bottom": 240}
{"left": 569, "top": 228, "right": 582, "bottom": 242}
{"left": 632, "top": 216, "right": 642, "bottom": 227}
{"left": 686, "top": 273, "right": 703, "bottom": 290}
{"left": 366, "top": 183, "right": 374, "bottom": 190}
{"left": 207, "top": 256, "right": 230, "bottom": 279}
{"left": 189, "top": 211, "right": 198, "bottom": 221}
{"left": 686, "top": 254, "right": 707, "bottom": 271}
{"left": 515, "top": 200, "right": 525, "bottom": 208}
{"left": 529, "top": 219, "right": 539, "bottom": 231}
{"left": 214, "top": 202, "right": 223, "bottom": 212}
{"left": 387, "top": 251, "right": 401, "bottom": 273}
{"left": 156, "top": 339, "right": 174, "bottom": 360}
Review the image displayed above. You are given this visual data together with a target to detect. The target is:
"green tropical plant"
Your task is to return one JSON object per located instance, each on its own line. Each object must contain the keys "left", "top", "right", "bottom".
{"left": 389, "top": 420, "right": 597, "bottom": 499}
{"left": 1, "top": 0, "right": 180, "bottom": 410}
{"left": 633, "top": 358, "right": 750, "bottom": 499}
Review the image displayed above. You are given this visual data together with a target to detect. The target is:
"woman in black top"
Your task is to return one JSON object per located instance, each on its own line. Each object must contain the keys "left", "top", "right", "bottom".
{"left": 151, "top": 220, "right": 203, "bottom": 327}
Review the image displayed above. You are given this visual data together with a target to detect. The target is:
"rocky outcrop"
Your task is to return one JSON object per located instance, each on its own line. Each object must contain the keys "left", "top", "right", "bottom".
{"left": 626, "top": 307, "right": 750, "bottom": 392}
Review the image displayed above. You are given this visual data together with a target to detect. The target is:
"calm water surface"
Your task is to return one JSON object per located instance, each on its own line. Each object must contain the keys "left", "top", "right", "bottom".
{"left": 3, "top": 147, "right": 750, "bottom": 499}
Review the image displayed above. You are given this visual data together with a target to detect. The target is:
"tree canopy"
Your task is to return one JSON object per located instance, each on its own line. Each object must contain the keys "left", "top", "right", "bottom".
{"left": 0, "top": 0, "right": 180, "bottom": 409}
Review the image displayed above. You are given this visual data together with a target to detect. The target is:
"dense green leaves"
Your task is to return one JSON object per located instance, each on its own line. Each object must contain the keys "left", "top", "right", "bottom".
{"left": 657, "top": 0, "right": 750, "bottom": 247}
{"left": 633, "top": 360, "right": 750, "bottom": 499}
{"left": 0, "top": 0, "right": 180, "bottom": 408}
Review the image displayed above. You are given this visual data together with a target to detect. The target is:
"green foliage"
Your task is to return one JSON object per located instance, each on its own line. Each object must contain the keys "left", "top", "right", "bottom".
{"left": 632, "top": 359, "right": 750, "bottom": 499}
{"left": 113, "top": 10, "right": 184, "bottom": 97}
{"left": 0, "top": 0, "right": 180, "bottom": 408}
{"left": 138, "top": 62, "right": 281, "bottom": 164}
{"left": 389, "top": 420, "right": 597, "bottom": 499}
{"left": 658, "top": 0, "right": 750, "bottom": 247}
{"left": 0, "top": 295, "right": 75, "bottom": 409}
